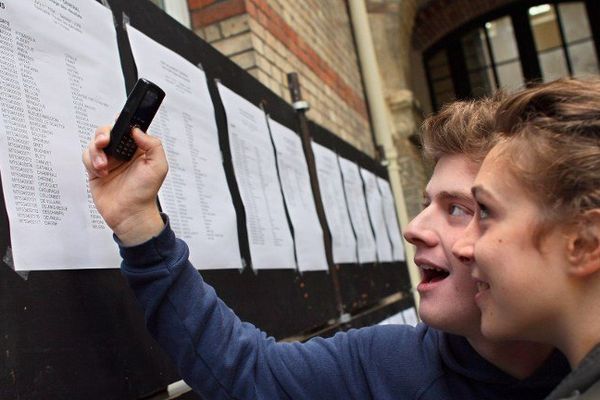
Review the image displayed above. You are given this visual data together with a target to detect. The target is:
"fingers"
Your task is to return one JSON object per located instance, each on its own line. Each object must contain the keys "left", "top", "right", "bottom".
{"left": 131, "top": 128, "right": 169, "bottom": 178}
{"left": 131, "top": 128, "right": 160, "bottom": 151}
{"left": 83, "top": 125, "right": 168, "bottom": 180}
{"left": 95, "top": 125, "right": 112, "bottom": 146}
{"left": 83, "top": 126, "right": 112, "bottom": 178}
{"left": 132, "top": 128, "right": 167, "bottom": 161}
{"left": 92, "top": 126, "right": 111, "bottom": 167}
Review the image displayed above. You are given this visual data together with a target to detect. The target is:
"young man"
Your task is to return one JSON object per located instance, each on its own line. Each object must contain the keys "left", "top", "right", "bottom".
{"left": 83, "top": 97, "right": 569, "bottom": 399}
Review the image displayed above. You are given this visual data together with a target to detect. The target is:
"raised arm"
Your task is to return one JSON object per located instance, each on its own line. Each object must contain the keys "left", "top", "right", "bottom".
{"left": 82, "top": 126, "right": 429, "bottom": 399}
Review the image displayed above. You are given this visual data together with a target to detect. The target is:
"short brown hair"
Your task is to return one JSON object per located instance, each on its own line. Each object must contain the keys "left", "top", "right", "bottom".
{"left": 494, "top": 77, "right": 600, "bottom": 229}
{"left": 421, "top": 93, "right": 506, "bottom": 163}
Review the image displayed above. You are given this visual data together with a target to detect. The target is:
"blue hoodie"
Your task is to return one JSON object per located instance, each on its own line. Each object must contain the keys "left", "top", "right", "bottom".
{"left": 118, "top": 218, "right": 569, "bottom": 399}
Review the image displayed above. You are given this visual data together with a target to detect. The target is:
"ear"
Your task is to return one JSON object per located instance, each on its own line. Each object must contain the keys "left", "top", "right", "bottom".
{"left": 566, "top": 210, "right": 600, "bottom": 278}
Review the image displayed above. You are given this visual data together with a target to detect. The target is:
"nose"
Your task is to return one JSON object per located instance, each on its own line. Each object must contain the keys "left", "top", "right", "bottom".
{"left": 452, "top": 218, "right": 477, "bottom": 265}
{"left": 404, "top": 208, "right": 438, "bottom": 248}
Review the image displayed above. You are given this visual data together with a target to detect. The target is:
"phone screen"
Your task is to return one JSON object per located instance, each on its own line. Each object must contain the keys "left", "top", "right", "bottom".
{"left": 134, "top": 90, "right": 160, "bottom": 126}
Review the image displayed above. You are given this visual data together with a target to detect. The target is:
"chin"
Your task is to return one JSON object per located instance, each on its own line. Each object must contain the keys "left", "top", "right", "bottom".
{"left": 480, "top": 318, "right": 515, "bottom": 341}
{"left": 419, "top": 299, "right": 481, "bottom": 336}
{"left": 419, "top": 306, "right": 463, "bottom": 335}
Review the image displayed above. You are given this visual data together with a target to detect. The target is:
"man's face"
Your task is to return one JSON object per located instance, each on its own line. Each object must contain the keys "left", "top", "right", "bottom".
{"left": 403, "top": 154, "right": 482, "bottom": 336}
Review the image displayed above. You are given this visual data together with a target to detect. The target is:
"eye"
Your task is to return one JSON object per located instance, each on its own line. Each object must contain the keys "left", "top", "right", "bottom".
{"left": 477, "top": 202, "right": 490, "bottom": 220}
{"left": 449, "top": 204, "right": 468, "bottom": 217}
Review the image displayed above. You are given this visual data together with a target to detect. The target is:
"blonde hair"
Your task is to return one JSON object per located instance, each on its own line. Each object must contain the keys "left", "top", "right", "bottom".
{"left": 421, "top": 93, "right": 506, "bottom": 163}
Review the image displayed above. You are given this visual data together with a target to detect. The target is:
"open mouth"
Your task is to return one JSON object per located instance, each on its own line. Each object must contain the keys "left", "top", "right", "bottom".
{"left": 420, "top": 265, "right": 450, "bottom": 284}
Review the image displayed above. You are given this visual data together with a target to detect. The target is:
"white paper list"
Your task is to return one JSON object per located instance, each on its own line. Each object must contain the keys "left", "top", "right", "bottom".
{"left": 0, "top": 0, "right": 126, "bottom": 270}
{"left": 127, "top": 26, "right": 242, "bottom": 270}
{"left": 360, "top": 168, "right": 392, "bottom": 263}
{"left": 268, "top": 117, "right": 328, "bottom": 272}
{"left": 217, "top": 83, "right": 295, "bottom": 270}
{"left": 377, "top": 177, "right": 406, "bottom": 261}
{"left": 311, "top": 142, "right": 357, "bottom": 264}
{"left": 338, "top": 157, "right": 376, "bottom": 263}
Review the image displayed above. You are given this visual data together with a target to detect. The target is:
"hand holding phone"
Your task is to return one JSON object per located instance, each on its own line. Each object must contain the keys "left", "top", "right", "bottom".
{"left": 104, "top": 78, "right": 165, "bottom": 160}
{"left": 84, "top": 125, "right": 168, "bottom": 245}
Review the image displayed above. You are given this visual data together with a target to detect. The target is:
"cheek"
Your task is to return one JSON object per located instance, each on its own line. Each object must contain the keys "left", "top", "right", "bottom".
{"left": 446, "top": 224, "right": 471, "bottom": 247}
{"left": 473, "top": 234, "right": 496, "bottom": 264}
{"left": 455, "top": 275, "right": 479, "bottom": 297}
{"left": 449, "top": 264, "right": 478, "bottom": 292}
{"left": 489, "top": 246, "right": 538, "bottom": 297}
{"left": 474, "top": 227, "right": 515, "bottom": 264}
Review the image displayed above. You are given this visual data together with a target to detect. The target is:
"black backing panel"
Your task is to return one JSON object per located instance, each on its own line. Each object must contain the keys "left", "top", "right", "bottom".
{"left": 0, "top": 0, "right": 412, "bottom": 398}
{"left": 308, "top": 121, "right": 411, "bottom": 314}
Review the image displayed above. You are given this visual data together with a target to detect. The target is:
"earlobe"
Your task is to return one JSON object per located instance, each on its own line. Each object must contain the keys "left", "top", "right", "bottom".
{"left": 566, "top": 210, "right": 600, "bottom": 278}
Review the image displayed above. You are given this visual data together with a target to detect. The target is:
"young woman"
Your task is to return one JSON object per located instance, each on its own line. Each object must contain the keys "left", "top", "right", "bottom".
{"left": 453, "top": 77, "right": 600, "bottom": 399}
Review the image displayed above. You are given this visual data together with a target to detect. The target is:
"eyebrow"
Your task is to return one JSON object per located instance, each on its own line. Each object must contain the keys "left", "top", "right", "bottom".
{"left": 424, "top": 190, "right": 473, "bottom": 203}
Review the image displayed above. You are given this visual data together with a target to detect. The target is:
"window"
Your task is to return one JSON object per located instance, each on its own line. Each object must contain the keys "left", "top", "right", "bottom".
{"left": 461, "top": 28, "right": 496, "bottom": 97}
{"left": 149, "top": 0, "right": 164, "bottom": 9}
{"left": 529, "top": 4, "right": 569, "bottom": 81}
{"left": 426, "top": 50, "right": 455, "bottom": 110}
{"left": 149, "top": 0, "right": 191, "bottom": 28}
{"left": 424, "top": 0, "right": 600, "bottom": 111}
{"left": 558, "top": 2, "right": 599, "bottom": 76}
{"left": 485, "top": 16, "right": 524, "bottom": 91}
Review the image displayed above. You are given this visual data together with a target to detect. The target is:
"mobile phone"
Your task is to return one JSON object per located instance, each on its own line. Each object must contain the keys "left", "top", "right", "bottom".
{"left": 104, "top": 78, "right": 165, "bottom": 160}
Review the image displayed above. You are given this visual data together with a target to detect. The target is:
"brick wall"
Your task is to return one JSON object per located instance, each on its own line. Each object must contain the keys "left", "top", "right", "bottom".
{"left": 189, "top": 0, "right": 375, "bottom": 156}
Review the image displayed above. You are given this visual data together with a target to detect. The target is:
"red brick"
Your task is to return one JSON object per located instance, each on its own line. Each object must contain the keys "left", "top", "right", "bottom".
{"left": 257, "top": 9, "right": 268, "bottom": 26}
{"left": 191, "top": 0, "right": 247, "bottom": 28}
{"left": 187, "top": 0, "right": 218, "bottom": 10}
{"left": 194, "top": 0, "right": 368, "bottom": 119}
{"left": 246, "top": 0, "right": 257, "bottom": 18}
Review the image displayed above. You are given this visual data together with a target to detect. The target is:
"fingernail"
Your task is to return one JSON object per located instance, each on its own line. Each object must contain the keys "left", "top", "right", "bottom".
{"left": 94, "top": 155, "right": 104, "bottom": 167}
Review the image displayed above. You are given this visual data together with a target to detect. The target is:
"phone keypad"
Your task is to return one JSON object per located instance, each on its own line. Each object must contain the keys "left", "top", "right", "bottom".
{"left": 115, "top": 133, "right": 137, "bottom": 159}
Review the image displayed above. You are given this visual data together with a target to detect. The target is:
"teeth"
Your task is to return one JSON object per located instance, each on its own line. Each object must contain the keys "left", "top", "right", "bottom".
{"left": 420, "top": 264, "right": 446, "bottom": 273}
{"left": 477, "top": 281, "right": 490, "bottom": 292}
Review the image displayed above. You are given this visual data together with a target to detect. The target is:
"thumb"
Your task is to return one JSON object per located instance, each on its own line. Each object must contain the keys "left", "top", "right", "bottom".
{"left": 132, "top": 128, "right": 164, "bottom": 155}
{"left": 131, "top": 129, "right": 168, "bottom": 179}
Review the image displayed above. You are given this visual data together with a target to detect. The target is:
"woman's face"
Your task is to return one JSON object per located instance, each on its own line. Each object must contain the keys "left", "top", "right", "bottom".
{"left": 456, "top": 144, "right": 570, "bottom": 343}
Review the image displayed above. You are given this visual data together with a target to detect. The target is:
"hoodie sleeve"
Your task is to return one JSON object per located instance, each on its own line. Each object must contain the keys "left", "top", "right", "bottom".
{"left": 117, "top": 216, "right": 401, "bottom": 400}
